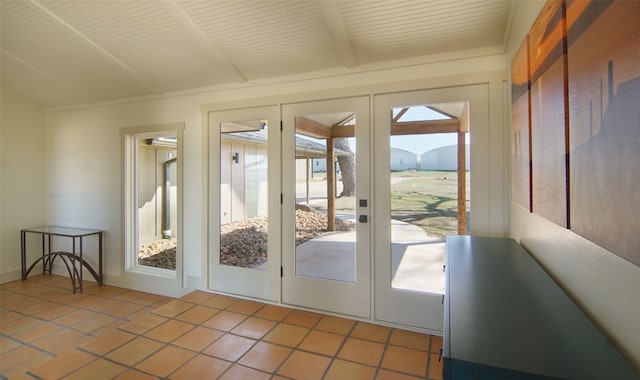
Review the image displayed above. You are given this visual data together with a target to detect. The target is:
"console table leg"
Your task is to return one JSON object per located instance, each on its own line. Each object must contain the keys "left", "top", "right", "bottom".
{"left": 21, "top": 231, "right": 26, "bottom": 280}
{"left": 79, "top": 237, "right": 84, "bottom": 293}
{"left": 42, "top": 234, "right": 46, "bottom": 275}
{"left": 71, "top": 238, "right": 77, "bottom": 294}
{"left": 98, "top": 232, "right": 103, "bottom": 285}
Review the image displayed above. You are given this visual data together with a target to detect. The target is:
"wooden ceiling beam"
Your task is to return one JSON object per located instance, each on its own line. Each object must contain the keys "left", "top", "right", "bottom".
{"left": 296, "top": 117, "right": 460, "bottom": 138}
{"left": 391, "top": 119, "right": 460, "bottom": 135}
{"left": 392, "top": 107, "right": 409, "bottom": 122}
{"left": 295, "top": 117, "right": 332, "bottom": 139}
{"left": 331, "top": 125, "right": 355, "bottom": 138}
{"left": 296, "top": 116, "right": 356, "bottom": 139}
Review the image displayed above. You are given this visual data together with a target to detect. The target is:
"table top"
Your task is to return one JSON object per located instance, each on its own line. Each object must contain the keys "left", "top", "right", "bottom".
{"left": 22, "top": 226, "right": 102, "bottom": 237}
{"left": 444, "top": 235, "right": 638, "bottom": 379}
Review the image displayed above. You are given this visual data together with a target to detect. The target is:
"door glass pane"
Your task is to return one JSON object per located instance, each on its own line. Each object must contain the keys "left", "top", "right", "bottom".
{"left": 136, "top": 134, "right": 178, "bottom": 270}
{"left": 389, "top": 104, "right": 470, "bottom": 293}
{"left": 220, "top": 120, "right": 269, "bottom": 269}
{"left": 294, "top": 113, "right": 356, "bottom": 282}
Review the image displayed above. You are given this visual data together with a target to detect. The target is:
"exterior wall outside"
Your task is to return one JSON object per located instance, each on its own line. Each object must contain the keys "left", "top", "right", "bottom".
{"left": 220, "top": 139, "right": 268, "bottom": 224}
{"left": 390, "top": 148, "right": 417, "bottom": 171}
{"left": 420, "top": 144, "right": 470, "bottom": 171}
{"left": 295, "top": 158, "right": 310, "bottom": 181}
{"left": 296, "top": 158, "right": 327, "bottom": 180}
{"left": 506, "top": 0, "right": 640, "bottom": 369}
{"left": 312, "top": 158, "right": 326, "bottom": 173}
{"left": 0, "top": 89, "right": 46, "bottom": 283}
{"left": 137, "top": 143, "right": 177, "bottom": 244}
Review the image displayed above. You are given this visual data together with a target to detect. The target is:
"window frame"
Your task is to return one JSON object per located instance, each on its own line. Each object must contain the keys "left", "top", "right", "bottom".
{"left": 122, "top": 123, "right": 184, "bottom": 278}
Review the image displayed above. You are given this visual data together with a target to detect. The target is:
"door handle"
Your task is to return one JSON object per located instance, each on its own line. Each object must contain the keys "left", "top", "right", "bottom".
{"left": 359, "top": 215, "right": 368, "bottom": 223}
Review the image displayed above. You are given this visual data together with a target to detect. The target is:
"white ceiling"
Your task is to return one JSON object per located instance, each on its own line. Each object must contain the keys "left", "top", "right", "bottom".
{"left": 1, "top": 0, "right": 513, "bottom": 108}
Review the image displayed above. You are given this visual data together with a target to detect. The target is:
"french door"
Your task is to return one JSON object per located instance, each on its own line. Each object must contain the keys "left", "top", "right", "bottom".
{"left": 206, "top": 89, "right": 477, "bottom": 330}
{"left": 208, "top": 106, "right": 281, "bottom": 301}
{"left": 281, "top": 97, "right": 371, "bottom": 318}
{"left": 373, "top": 89, "right": 471, "bottom": 334}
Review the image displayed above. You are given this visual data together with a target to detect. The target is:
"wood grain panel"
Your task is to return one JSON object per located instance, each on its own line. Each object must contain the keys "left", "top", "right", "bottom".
{"left": 511, "top": 36, "right": 532, "bottom": 212}
{"left": 529, "top": 0, "right": 569, "bottom": 228}
{"left": 567, "top": 0, "right": 640, "bottom": 266}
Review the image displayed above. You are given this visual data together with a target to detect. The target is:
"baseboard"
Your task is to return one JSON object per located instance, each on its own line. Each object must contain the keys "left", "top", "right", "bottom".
{"left": 0, "top": 269, "right": 21, "bottom": 284}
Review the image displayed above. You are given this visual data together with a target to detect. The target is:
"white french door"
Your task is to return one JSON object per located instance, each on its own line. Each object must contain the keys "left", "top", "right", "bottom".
{"left": 208, "top": 106, "right": 281, "bottom": 301}
{"left": 205, "top": 87, "right": 483, "bottom": 329}
{"left": 373, "top": 89, "right": 471, "bottom": 334}
{"left": 281, "top": 96, "right": 371, "bottom": 318}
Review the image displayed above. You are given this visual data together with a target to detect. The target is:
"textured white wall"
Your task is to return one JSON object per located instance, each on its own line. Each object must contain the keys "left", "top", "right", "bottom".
{"left": 0, "top": 89, "right": 46, "bottom": 282}
{"left": 506, "top": 0, "right": 640, "bottom": 369}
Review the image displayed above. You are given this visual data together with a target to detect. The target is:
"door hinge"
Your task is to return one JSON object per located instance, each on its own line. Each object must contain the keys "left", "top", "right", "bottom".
{"left": 280, "top": 193, "right": 283, "bottom": 204}
{"left": 280, "top": 121, "right": 283, "bottom": 131}
{"left": 280, "top": 266, "right": 283, "bottom": 277}
{"left": 442, "top": 295, "right": 445, "bottom": 304}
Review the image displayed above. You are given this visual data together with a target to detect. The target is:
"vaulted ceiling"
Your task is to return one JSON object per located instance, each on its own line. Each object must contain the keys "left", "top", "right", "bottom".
{"left": 1, "top": 0, "right": 513, "bottom": 108}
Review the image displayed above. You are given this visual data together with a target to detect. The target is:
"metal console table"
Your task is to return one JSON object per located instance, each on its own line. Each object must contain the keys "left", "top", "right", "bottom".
{"left": 21, "top": 226, "right": 103, "bottom": 293}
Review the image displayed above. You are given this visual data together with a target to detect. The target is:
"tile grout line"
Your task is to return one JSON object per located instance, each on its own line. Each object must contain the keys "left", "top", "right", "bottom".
{"left": 3, "top": 277, "right": 441, "bottom": 379}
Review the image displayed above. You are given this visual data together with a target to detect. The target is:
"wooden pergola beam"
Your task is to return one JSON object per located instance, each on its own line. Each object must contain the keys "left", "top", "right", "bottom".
{"left": 391, "top": 119, "right": 460, "bottom": 135}
{"left": 297, "top": 118, "right": 461, "bottom": 139}
{"left": 457, "top": 131, "right": 467, "bottom": 235}
{"left": 295, "top": 116, "right": 357, "bottom": 138}
{"left": 331, "top": 125, "right": 355, "bottom": 138}
{"left": 295, "top": 116, "right": 332, "bottom": 139}
{"left": 392, "top": 107, "right": 409, "bottom": 122}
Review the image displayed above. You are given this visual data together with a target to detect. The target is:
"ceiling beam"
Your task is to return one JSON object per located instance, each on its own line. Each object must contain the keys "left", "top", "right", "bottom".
{"left": 295, "top": 117, "right": 356, "bottom": 139}
{"left": 392, "top": 108, "right": 409, "bottom": 122}
{"left": 297, "top": 117, "right": 460, "bottom": 138}
{"left": 25, "top": 0, "right": 158, "bottom": 94}
{"left": 317, "top": 0, "right": 357, "bottom": 68}
{"left": 295, "top": 117, "right": 332, "bottom": 139}
{"left": 331, "top": 125, "right": 355, "bottom": 138}
{"left": 164, "top": 0, "right": 247, "bottom": 83}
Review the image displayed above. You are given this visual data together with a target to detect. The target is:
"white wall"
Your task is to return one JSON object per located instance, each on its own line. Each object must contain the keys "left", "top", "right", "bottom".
{"left": 1, "top": 89, "right": 46, "bottom": 282}
{"left": 44, "top": 98, "right": 203, "bottom": 296}
{"left": 506, "top": 1, "right": 640, "bottom": 369}
{"left": 8, "top": 49, "right": 507, "bottom": 296}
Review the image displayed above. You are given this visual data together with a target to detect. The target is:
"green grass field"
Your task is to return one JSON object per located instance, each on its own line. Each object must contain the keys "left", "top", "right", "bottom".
{"left": 301, "top": 170, "right": 469, "bottom": 237}
{"left": 391, "top": 171, "right": 469, "bottom": 237}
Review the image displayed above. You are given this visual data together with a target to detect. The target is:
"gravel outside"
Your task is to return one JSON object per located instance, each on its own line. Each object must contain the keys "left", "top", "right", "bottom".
{"left": 138, "top": 206, "right": 354, "bottom": 270}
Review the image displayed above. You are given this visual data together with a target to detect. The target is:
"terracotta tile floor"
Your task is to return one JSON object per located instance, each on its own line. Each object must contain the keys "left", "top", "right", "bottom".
{"left": 0, "top": 274, "right": 443, "bottom": 379}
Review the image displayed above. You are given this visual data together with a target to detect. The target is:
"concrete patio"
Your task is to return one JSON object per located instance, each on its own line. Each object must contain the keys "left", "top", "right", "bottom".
{"left": 294, "top": 218, "right": 446, "bottom": 294}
